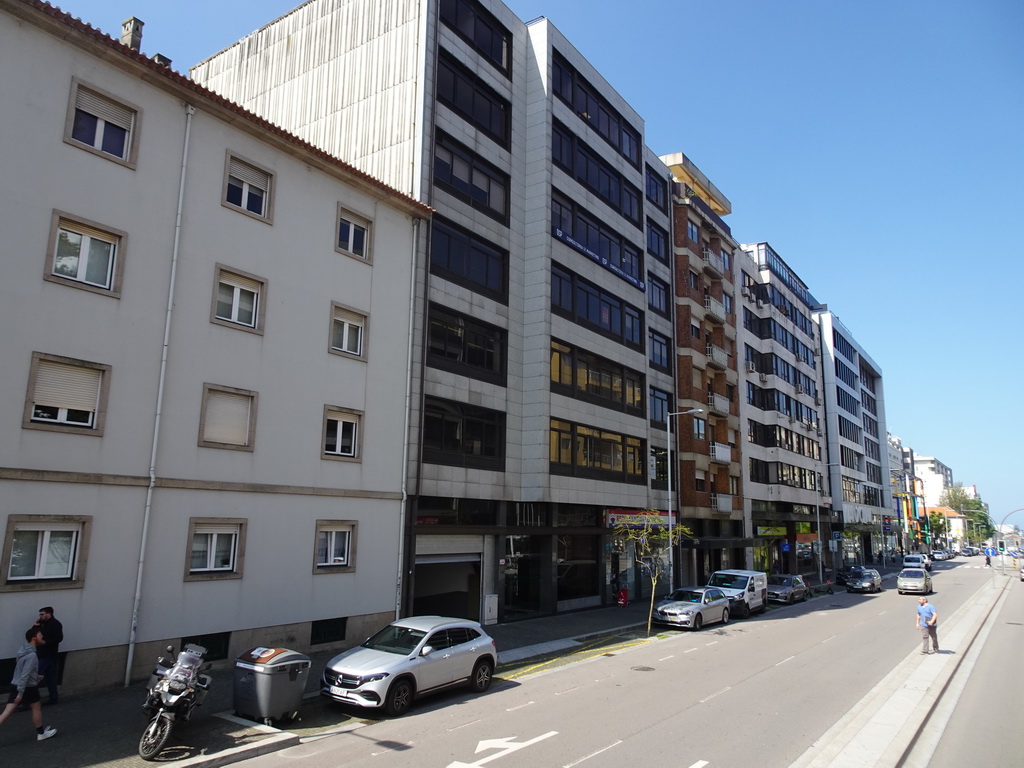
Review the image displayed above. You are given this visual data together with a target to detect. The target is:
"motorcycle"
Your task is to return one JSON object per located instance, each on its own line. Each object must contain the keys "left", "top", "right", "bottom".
{"left": 139, "top": 643, "right": 212, "bottom": 760}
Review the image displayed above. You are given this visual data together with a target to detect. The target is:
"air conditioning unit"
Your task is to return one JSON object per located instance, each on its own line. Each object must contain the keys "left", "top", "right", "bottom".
{"left": 817, "top": 429, "right": 823, "bottom": 436}
{"left": 788, "top": 415, "right": 796, "bottom": 423}
{"left": 796, "top": 385, "right": 804, "bottom": 394}
{"left": 759, "top": 373, "right": 768, "bottom": 383}
{"left": 815, "top": 396, "right": 821, "bottom": 405}
{"left": 756, "top": 298, "right": 763, "bottom": 308}
{"left": 740, "top": 287, "right": 750, "bottom": 298}
{"left": 746, "top": 361, "right": 756, "bottom": 373}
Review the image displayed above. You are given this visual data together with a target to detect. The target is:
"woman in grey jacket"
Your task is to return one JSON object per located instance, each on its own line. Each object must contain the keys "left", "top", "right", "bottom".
{"left": 0, "top": 627, "right": 57, "bottom": 741}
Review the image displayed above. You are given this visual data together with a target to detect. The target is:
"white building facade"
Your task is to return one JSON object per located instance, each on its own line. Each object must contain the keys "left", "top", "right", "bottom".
{"left": 814, "top": 309, "right": 893, "bottom": 564}
{"left": 1, "top": 0, "right": 427, "bottom": 689}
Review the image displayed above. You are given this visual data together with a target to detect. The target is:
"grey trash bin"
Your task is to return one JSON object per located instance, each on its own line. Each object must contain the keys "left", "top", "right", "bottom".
{"left": 234, "top": 647, "right": 310, "bottom": 724}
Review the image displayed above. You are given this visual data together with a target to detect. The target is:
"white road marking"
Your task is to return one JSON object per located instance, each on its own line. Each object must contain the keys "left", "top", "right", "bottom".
{"left": 449, "top": 719, "right": 482, "bottom": 731}
{"left": 699, "top": 686, "right": 731, "bottom": 703}
{"left": 505, "top": 701, "right": 534, "bottom": 712}
{"left": 447, "top": 732, "right": 559, "bottom": 768}
{"left": 704, "top": 641, "right": 718, "bottom": 647}
{"left": 555, "top": 686, "right": 579, "bottom": 696}
{"left": 659, "top": 654, "right": 675, "bottom": 661}
{"left": 822, "top": 634, "right": 836, "bottom": 643}
{"left": 688, "top": 762, "right": 710, "bottom": 768}
{"left": 776, "top": 655, "right": 795, "bottom": 666}
{"left": 563, "top": 740, "right": 623, "bottom": 767}
{"left": 684, "top": 648, "right": 698, "bottom": 653}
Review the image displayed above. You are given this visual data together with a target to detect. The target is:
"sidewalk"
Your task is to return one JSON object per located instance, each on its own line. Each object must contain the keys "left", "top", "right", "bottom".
{"left": 0, "top": 569, "right": 979, "bottom": 768}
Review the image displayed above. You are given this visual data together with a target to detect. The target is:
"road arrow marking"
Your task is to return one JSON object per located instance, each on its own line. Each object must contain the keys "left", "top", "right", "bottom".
{"left": 447, "top": 731, "right": 558, "bottom": 768}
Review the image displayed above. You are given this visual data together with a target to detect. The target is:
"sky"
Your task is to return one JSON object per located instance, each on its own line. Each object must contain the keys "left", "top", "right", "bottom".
{"left": 55, "top": 0, "right": 1024, "bottom": 524}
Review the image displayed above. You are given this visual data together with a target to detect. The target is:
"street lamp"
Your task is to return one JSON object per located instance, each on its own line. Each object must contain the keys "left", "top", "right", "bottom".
{"left": 666, "top": 407, "right": 702, "bottom": 590}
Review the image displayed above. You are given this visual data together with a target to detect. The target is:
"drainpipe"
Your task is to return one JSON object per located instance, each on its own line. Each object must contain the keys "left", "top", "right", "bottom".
{"left": 124, "top": 103, "right": 195, "bottom": 685}
{"left": 395, "top": 217, "right": 422, "bottom": 619}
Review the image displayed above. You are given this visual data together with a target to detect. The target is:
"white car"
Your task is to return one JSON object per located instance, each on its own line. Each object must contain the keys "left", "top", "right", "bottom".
{"left": 320, "top": 616, "right": 497, "bottom": 716}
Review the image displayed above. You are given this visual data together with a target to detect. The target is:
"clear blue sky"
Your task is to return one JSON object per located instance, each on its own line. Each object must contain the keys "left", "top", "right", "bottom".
{"left": 62, "top": 0, "right": 1024, "bottom": 525}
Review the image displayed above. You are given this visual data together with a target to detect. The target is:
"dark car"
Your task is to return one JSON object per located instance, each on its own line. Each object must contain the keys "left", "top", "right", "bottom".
{"left": 766, "top": 574, "right": 809, "bottom": 604}
{"left": 846, "top": 568, "right": 883, "bottom": 593}
{"left": 836, "top": 565, "right": 867, "bottom": 586}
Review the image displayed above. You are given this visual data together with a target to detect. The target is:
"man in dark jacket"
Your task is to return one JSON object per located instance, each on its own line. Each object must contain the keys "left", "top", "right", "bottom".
{"left": 0, "top": 627, "right": 58, "bottom": 740}
{"left": 34, "top": 606, "right": 63, "bottom": 704}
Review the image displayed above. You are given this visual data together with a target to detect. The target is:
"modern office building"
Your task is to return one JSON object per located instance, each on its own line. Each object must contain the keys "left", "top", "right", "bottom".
{"left": 658, "top": 153, "right": 750, "bottom": 583}
{"left": 192, "top": 0, "right": 680, "bottom": 618}
{"left": 814, "top": 308, "right": 892, "bottom": 564}
{"left": 737, "top": 243, "right": 831, "bottom": 576}
{"left": 0, "top": 0, "right": 428, "bottom": 689}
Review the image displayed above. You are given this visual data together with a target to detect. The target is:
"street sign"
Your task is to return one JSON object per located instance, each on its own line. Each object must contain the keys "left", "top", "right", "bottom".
{"left": 984, "top": 547, "right": 997, "bottom": 556}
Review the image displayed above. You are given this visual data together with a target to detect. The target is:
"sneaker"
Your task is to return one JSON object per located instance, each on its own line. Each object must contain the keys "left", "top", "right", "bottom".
{"left": 37, "top": 726, "right": 57, "bottom": 741}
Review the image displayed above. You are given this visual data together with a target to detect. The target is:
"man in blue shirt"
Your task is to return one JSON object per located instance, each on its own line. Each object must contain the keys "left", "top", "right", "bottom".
{"left": 916, "top": 596, "right": 939, "bottom": 654}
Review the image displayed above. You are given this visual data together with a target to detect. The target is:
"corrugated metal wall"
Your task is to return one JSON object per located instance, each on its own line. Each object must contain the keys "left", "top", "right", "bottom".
{"left": 192, "top": 0, "right": 422, "bottom": 194}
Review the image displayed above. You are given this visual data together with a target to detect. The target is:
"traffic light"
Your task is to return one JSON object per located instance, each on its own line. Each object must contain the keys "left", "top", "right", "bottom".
{"left": 998, "top": 540, "right": 1006, "bottom": 553}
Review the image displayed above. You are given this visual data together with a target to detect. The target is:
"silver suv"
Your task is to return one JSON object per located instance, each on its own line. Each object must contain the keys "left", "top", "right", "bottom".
{"left": 320, "top": 616, "right": 497, "bottom": 716}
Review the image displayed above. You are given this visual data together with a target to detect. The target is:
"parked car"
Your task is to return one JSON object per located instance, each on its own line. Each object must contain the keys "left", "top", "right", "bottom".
{"left": 706, "top": 569, "right": 768, "bottom": 618}
{"left": 653, "top": 586, "right": 730, "bottom": 630}
{"left": 846, "top": 568, "right": 883, "bottom": 593}
{"left": 897, "top": 568, "right": 933, "bottom": 595}
{"left": 320, "top": 616, "right": 497, "bottom": 716}
{"left": 836, "top": 565, "right": 867, "bottom": 585}
{"left": 766, "top": 574, "right": 809, "bottom": 604}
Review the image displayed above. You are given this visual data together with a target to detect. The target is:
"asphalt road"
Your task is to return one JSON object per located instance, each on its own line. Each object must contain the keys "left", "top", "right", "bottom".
{"left": 226, "top": 560, "right": 998, "bottom": 768}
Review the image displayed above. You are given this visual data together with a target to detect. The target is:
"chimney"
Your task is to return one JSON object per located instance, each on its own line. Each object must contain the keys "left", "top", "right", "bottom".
{"left": 153, "top": 54, "right": 172, "bottom": 68}
{"left": 120, "top": 17, "right": 144, "bottom": 52}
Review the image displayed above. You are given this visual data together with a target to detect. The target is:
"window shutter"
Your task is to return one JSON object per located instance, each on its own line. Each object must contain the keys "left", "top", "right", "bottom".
{"left": 219, "top": 271, "right": 262, "bottom": 294}
{"left": 34, "top": 362, "right": 101, "bottom": 412}
{"left": 204, "top": 391, "right": 251, "bottom": 445}
{"left": 59, "top": 219, "right": 115, "bottom": 244}
{"left": 228, "top": 158, "right": 269, "bottom": 189}
{"left": 76, "top": 88, "right": 133, "bottom": 130}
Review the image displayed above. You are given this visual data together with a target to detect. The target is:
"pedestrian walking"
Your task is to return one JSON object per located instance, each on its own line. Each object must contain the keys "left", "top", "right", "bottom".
{"left": 34, "top": 606, "right": 63, "bottom": 705}
{"left": 0, "top": 627, "right": 58, "bottom": 741}
{"left": 916, "top": 596, "right": 939, "bottom": 655}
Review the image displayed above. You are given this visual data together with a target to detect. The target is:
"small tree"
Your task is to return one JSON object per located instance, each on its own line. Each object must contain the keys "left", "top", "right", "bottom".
{"left": 612, "top": 510, "right": 692, "bottom": 637}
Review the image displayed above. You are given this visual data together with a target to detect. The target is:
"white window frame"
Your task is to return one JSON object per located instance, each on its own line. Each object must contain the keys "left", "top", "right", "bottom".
{"left": 212, "top": 265, "right": 266, "bottom": 334}
{"left": 45, "top": 211, "right": 126, "bottom": 296}
{"left": 198, "top": 384, "right": 257, "bottom": 451}
{"left": 185, "top": 518, "right": 246, "bottom": 582}
{"left": 1, "top": 515, "right": 91, "bottom": 592}
{"left": 64, "top": 79, "right": 139, "bottom": 167}
{"left": 330, "top": 304, "right": 366, "bottom": 358}
{"left": 223, "top": 154, "right": 273, "bottom": 223}
{"left": 23, "top": 352, "right": 110, "bottom": 435}
{"left": 323, "top": 406, "right": 362, "bottom": 461}
{"left": 336, "top": 207, "right": 372, "bottom": 261}
{"left": 313, "top": 520, "right": 357, "bottom": 574}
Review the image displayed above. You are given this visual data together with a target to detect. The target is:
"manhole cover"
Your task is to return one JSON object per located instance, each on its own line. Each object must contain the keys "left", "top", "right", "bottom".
{"left": 631, "top": 666, "right": 655, "bottom": 672}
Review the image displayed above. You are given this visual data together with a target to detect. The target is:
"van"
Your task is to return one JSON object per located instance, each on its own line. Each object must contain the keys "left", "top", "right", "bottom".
{"left": 706, "top": 569, "right": 768, "bottom": 618}
{"left": 903, "top": 554, "right": 930, "bottom": 571}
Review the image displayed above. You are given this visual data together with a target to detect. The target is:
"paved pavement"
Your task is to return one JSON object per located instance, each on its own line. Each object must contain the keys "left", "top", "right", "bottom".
{"left": 3, "top": 563, "right": 993, "bottom": 768}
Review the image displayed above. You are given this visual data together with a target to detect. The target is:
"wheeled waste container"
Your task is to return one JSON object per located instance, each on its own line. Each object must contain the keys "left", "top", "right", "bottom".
{"left": 233, "top": 647, "right": 310, "bottom": 724}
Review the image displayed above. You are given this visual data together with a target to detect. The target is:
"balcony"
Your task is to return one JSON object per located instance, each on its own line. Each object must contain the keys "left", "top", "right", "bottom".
{"left": 701, "top": 247, "right": 724, "bottom": 278}
{"left": 707, "top": 391, "right": 730, "bottom": 416}
{"left": 705, "top": 343, "right": 728, "bottom": 369}
{"left": 704, "top": 295, "right": 726, "bottom": 324}
{"left": 711, "top": 493, "right": 733, "bottom": 513}
{"left": 710, "top": 441, "right": 731, "bottom": 463}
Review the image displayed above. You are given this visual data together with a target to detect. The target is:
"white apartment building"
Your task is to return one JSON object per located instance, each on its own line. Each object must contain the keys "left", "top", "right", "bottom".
{"left": 0, "top": 0, "right": 427, "bottom": 689}
{"left": 814, "top": 309, "right": 893, "bottom": 563}
{"left": 737, "top": 243, "right": 831, "bottom": 576}
{"left": 191, "top": 0, "right": 679, "bottom": 617}
{"left": 912, "top": 455, "right": 954, "bottom": 507}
